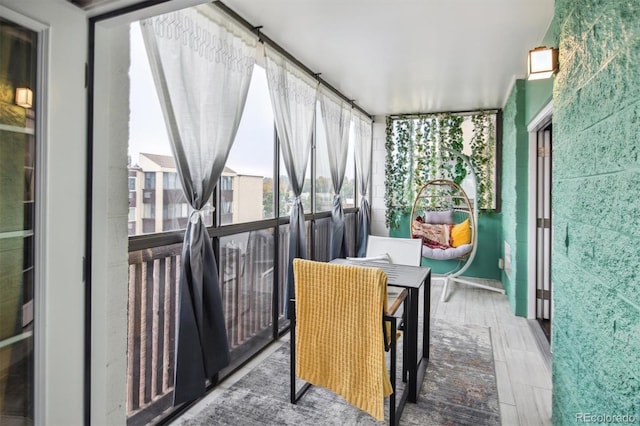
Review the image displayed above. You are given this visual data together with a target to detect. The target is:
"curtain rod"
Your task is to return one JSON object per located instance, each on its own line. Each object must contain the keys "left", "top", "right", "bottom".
{"left": 213, "top": 1, "right": 373, "bottom": 121}
{"left": 388, "top": 108, "right": 500, "bottom": 120}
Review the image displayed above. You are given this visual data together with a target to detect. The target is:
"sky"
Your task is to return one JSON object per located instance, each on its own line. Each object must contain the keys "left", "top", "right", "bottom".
{"left": 128, "top": 22, "right": 275, "bottom": 177}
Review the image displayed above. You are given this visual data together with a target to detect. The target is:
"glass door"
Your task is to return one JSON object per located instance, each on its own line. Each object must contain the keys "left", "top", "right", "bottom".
{"left": 0, "top": 16, "right": 38, "bottom": 425}
{"left": 535, "top": 122, "right": 552, "bottom": 341}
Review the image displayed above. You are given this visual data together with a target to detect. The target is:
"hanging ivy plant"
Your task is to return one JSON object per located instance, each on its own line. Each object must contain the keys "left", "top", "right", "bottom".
{"left": 413, "top": 117, "right": 429, "bottom": 190}
{"left": 384, "top": 110, "right": 497, "bottom": 229}
{"left": 384, "top": 117, "right": 412, "bottom": 229}
{"left": 470, "top": 112, "right": 496, "bottom": 209}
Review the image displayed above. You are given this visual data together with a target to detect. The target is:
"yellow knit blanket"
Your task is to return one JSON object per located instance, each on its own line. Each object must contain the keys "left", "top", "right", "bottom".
{"left": 293, "top": 259, "right": 392, "bottom": 421}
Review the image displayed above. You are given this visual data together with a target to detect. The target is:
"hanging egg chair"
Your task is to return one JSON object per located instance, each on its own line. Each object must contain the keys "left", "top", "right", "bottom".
{"left": 410, "top": 150, "right": 504, "bottom": 301}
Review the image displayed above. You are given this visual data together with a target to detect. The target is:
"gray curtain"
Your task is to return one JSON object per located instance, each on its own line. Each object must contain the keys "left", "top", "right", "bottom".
{"left": 264, "top": 45, "right": 318, "bottom": 314}
{"left": 141, "top": 5, "right": 256, "bottom": 405}
{"left": 354, "top": 113, "right": 373, "bottom": 257}
{"left": 319, "top": 88, "right": 352, "bottom": 259}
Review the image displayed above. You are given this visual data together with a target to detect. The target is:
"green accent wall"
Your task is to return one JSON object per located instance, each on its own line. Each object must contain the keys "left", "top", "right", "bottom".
{"left": 390, "top": 212, "right": 502, "bottom": 280}
{"left": 500, "top": 20, "right": 557, "bottom": 317}
{"left": 500, "top": 80, "right": 529, "bottom": 315}
{"left": 552, "top": 0, "right": 640, "bottom": 423}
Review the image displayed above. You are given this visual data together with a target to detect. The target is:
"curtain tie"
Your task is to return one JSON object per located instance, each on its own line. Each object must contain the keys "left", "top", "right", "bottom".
{"left": 190, "top": 204, "right": 215, "bottom": 224}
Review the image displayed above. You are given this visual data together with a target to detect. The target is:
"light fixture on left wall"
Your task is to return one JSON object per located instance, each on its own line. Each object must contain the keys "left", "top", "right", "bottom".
{"left": 528, "top": 46, "right": 558, "bottom": 80}
{"left": 15, "top": 87, "right": 33, "bottom": 108}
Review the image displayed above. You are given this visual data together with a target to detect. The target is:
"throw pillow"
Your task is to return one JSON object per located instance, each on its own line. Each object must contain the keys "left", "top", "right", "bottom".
{"left": 424, "top": 209, "right": 454, "bottom": 225}
{"left": 451, "top": 219, "right": 471, "bottom": 247}
{"left": 412, "top": 220, "right": 451, "bottom": 249}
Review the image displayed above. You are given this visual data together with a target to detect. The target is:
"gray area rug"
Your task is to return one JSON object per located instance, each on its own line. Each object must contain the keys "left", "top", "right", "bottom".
{"left": 182, "top": 320, "right": 499, "bottom": 425}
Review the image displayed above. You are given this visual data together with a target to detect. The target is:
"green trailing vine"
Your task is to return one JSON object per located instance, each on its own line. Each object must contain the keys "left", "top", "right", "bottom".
{"left": 470, "top": 112, "right": 496, "bottom": 210}
{"left": 384, "top": 116, "right": 410, "bottom": 229}
{"left": 384, "top": 111, "right": 497, "bottom": 229}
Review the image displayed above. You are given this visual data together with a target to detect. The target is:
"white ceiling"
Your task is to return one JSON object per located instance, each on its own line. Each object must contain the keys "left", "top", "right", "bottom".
{"left": 76, "top": 0, "right": 554, "bottom": 116}
{"left": 218, "top": 0, "right": 554, "bottom": 116}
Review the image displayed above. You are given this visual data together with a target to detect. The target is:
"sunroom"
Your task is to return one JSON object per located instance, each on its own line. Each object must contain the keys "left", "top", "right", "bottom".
{"left": 0, "top": 0, "right": 638, "bottom": 425}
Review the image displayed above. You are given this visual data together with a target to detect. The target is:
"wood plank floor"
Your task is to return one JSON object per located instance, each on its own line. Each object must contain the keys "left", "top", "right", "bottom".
{"left": 173, "top": 278, "right": 553, "bottom": 426}
{"left": 431, "top": 278, "right": 553, "bottom": 426}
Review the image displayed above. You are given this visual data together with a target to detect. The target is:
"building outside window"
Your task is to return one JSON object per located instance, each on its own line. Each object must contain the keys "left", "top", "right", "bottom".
{"left": 163, "top": 203, "right": 188, "bottom": 219}
{"left": 163, "top": 171, "right": 180, "bottom": 190}
{"left": 144, "top": 172, "right": 155, "bottom": 189}
{"left": 221, "top": 175, "right": 233, "bottom": 190}
{"left": 143, "top": 203, "right": 155, "bottom": 219}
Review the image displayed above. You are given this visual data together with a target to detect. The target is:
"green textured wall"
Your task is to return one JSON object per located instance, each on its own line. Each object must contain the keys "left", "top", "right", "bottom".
{"left": 552, "top": 0, "right": 640, "bottom": 423}
{"left": 500, "top": 19, "right": 557, "bottom": 317}
{"left": 525, "top": 79, "right": 553, "bottom": 123}
{"left": 390, "top": 212, "right": 502, "bottom": 280}
{"left": 500, "top": 80, "right": 529, "bottom": 315}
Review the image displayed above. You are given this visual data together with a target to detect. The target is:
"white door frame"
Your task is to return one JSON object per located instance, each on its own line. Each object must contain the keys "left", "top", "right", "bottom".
{"left": 527, "top": 101, "right": 553, "bottom": 319}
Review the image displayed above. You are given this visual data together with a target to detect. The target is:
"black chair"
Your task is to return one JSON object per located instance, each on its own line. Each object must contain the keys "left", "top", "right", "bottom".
{"left": 289, "top": 259, "right": 409, "bottom": 426}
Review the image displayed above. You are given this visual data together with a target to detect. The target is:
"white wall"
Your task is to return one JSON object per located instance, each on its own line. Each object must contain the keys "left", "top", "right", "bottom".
{"left": 370, "top": 117, "right": 389, "bottom": 237}
{"left": 0, "top": 0, "right": 87, "bottom": 424}
{"left": 92, "top": 23, "right": 131, "bottom": 425}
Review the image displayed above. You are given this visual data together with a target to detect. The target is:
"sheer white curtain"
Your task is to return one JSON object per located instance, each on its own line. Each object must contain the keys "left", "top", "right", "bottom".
{"left": 353, "top": 112, "right": 373, "bottom": 257}
{"left": 319, "top": 87, "right": 352, "bottom": 259}
{"left": 264, "top": 45, "right": 318, "bottom": 313}
{"left": 141, "top": 4, "right": 256, "bottom": 405}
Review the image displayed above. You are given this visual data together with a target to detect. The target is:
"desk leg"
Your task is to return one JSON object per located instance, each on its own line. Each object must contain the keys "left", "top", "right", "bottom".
{"left": 409, "top": 274, "right": 431, "bottom": 403}
{"left": 407, "top": 287, "right": 419, "bottom": 403}
{"left": 423, "top": 272, "right": 431, "bottom": 362}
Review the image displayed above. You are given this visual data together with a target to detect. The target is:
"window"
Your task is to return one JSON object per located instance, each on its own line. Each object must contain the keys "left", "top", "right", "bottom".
{"left": 221, "top": 175, "right": 233, "bottom": 190}
{"left": 314, "top": 106, "right": 332, "bottom": 212}
{"left": 279, "top": 154, "right": 311, "bottom": 216}
{"left": 117, "top": 8, "right": 366, "bottom": 425}
{"left": 143, "top": 203, "right": 155, "bottom": 219}
{"left": 144, "top": 172, "right": 156, "bottom": 190}
{"left": 163, "top": 172, "right": 180, "bottom": 189}
{"left": 342, "top": 124, "right": 356, "bottom": 208}
{"left": 222, "top": 65, "right": 276, "bottom": 224}
{"left": 314, "top": 104, "right": 356, "bottom": 212}
{"left": 163, "top": 203, "right": 188, "bottom": 219}
{"left": 0, "top": 16, "right": 38, "bottom": 424}
{"left": 384, "top": 112, "right": 499, "bottom": 229}
{"left": 128, "top": 22, "right": 187, "bottom": 236}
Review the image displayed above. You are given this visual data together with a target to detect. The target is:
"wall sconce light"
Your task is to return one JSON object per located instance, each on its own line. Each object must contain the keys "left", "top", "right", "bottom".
{"left": 15, "top": 87, "right": 33, "bottom": 109}
{"left": 528, "top": 46, "right": 558, "bottom": 80}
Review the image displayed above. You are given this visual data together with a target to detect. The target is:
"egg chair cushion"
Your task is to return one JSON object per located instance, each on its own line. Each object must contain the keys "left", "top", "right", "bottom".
{"left": 421, "top": 243, "right": 473, "bottom": 260}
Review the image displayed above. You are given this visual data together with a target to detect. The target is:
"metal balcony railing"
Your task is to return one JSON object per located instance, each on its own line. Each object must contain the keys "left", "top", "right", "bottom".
{"left": 126, "top": 212, "right": 357, "bottom": 425}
